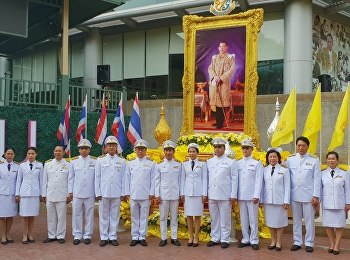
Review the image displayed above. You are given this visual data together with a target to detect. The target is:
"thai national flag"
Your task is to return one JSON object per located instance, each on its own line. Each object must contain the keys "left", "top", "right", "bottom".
{"left": 127, "top": 92, "right": 142, "bottom": 146}
{"left": 76, "top": 95, "right": 87, "bottom": 143}
{"left": 95, "top": 94, "right": 107, "bottom": 145}
{"left": 111, "top": 94, "right": 126, "bottom": 153}
{"left": 56, "top": 96, "right": 71, "bottom": 156}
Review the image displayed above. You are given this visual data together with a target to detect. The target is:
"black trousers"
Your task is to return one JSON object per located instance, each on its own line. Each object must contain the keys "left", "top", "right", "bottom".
{"left": 216, "top": 106, "right": 229, "bottom": 128}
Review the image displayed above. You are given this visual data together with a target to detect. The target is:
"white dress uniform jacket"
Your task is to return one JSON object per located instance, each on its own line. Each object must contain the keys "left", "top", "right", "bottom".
{"left": 95, "top": 154, "right": 125, "bottom": 198}
{"left": 16, "top": 160, "right": 43, "bottom": 197}
{"left": 180, "top": 159, "right": 208, "bottom": 197}
{"left": 0, "top": 161, "right": 19, "bottom": 196}
{"left": 207, "top": 154, "right": 238, "bottom": 200}
{"left": 237, "top": 156, "right": 263, "bottom": 200}
{"left": 155, "top": 159, "right": 181, "bottom": 200}
{"left": 321, "top": 167, "right": 350, "bottom": 209}
{"left": 261, "top": 164, "right": 290, "bottom": 205}
{"left": 68, "top": 155, "right": 96, "bottom": 198}
{"left": 125, "top": 156, "right": 155, "bottom": 199}
{"left": 287, "top": 153, "right": 321, "bottom": 202}
{"left": 42, "top": 158, "right": 70, "bottom": 202}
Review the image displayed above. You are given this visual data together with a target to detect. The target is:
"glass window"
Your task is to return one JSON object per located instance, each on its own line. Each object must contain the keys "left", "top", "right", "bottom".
{"left": 257, "top": 59, "right": 283, "bottom": 95}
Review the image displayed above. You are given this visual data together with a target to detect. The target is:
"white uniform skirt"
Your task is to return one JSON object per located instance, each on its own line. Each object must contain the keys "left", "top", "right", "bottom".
{"left": 264, "top": 204, "right": 288, "bottom": 228}
{"left": 20, "top": 196, "right": 40, "bottom": 217}
{"left": 322, "top": 208, "right": 346, "bottom": 228}
{"left": 184, "top": 196, "right": 203, "bottom": 216}
{"left": 0, "top": 194, "right": 17, "bottom": 217}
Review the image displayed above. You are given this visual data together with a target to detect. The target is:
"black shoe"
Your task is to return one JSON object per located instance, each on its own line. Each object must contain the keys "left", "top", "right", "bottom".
{"left": 43, "top": 238, "right": 56, "bottom": 243}
{"left": 28, "top": 238, "right": 35, "bottom": 243}
{"left": 306, "top": 246, "right": 313, "bottom": 252}
{"left": 251, "top": 244, "right": 259, "bottom": 250}
{"left": 6, "top": 239, "right": 14, "bottom": 243}
{"left": 130, "top": 240, "right": 138, "bottom": 246}
{"left": 109, "top": 240, "right": 119, "bottom": 246}
{"left": 1, "top": 240, "right": 8, "bottom": 245}
{"left": 207, "top": 241, "right": 219, "bottom": 247}
{"left": 268, "top": 245, "right": 276, "bottom": 250}
{"left": 216, "top": 126, "right": 223, "bottom": 129}
{"left": 193, "top": 243, "right": 198, "bottom": 247}
{"left": 159, "top": 239, "right": 167, "bottom": 247}
{"left": 212, "top": 123, "right": 217, "bottom": 126}
{"left": 237, "top": 242, "right": 250, "bottom": 248}
{"left": 275, "top": 246, "right": 282, "bottom": 251}
{"left": 140, "top": 239, "right": 147, "bottom": 246}
{"left": 22, "top": 240, "right": 28, "bottom": 245}
{"left": 58, "top": 238, "right": 65, "bottom": 244}
{"left": 73, "top": 239, "right": 80, "bottom": 245}
{"left": 84, "top": 238, "right": 91, "bottom": 244}
{"left": 99, "top": 240, "right": 108, "bottom": 246}
{"left": 221, "top": 242, "right": 229, "bottom": 249}
{"left": 171, "top": 239, "right": 181, "bottom": 246}
{"left": 291, "top": 245, "right": 301, "bottom": 251}
{"left": 187, "top": 242, "right": 193, "bottom": 247}
{"left": 333, "top": 250, "right": 340, "bottom": 255}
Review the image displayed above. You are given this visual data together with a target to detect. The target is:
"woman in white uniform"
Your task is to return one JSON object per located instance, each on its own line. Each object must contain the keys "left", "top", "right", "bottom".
{"left": 16, "top": 147, "right": 43, "bottom": 244}
{"left": 0, "top": 147, "right": 19, "bottom": 245}
{"left": 260, "top": 149, "right": 290, "bottom": 251}
{"left": 180, "top": 143, "right": 207, "bottom": 247}
{"left": 321, "top": 151, "right": 350, "bottom": 255}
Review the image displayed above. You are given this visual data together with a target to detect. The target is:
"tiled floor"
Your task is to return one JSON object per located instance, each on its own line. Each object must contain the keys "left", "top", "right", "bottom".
{"left": 1, "top": 212, "right": 350, "bottom": 260}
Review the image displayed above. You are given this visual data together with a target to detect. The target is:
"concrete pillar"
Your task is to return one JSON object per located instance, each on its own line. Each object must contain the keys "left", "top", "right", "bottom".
{"left": 284, "top": 0, "right": 313, "bottom": 93}
{"left": 83, "top": 28, "right": 102, "bottom": 89}
{"left": 0, "top": 57, "right": 10, "bottom": 76}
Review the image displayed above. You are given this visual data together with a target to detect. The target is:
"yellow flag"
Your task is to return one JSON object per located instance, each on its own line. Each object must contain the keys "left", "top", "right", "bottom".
{"left": 271, "top": 87, "right": 296, "bottom": 147}
{"left": 302, "top": 86, "right": 321, "bottom": 154}
{"left": 327, "top": 87, "right": 349, "bottom": 152}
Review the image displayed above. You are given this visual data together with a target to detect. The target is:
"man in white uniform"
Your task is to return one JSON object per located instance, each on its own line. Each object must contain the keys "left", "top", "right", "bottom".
{"left": 206, "top": 137, "right": 238, "bottom": 249}
{"left": 287, "top": 136, "right": 321, "bottom": 253}
{"left": 95, "top": 136, "right": 126, "bottom": 247}
{"left": 42, "top": 146, "right": 70, "bottom": 244}
{"left": 237, "top": 138, "right": 263, "bottom": 250}
{"left": 125, "top": 139, "right": 155, "bottom": 247}
{"left": 155, "top": 140, "right": 182, "bottom": 247}
{"left": 68, "top": 139, "right": 96, "bottom": 245}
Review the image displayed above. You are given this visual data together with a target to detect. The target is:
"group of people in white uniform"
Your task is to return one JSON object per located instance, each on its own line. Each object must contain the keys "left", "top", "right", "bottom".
{"left": 0, "top": 135, "right": 349, "bottom": 255}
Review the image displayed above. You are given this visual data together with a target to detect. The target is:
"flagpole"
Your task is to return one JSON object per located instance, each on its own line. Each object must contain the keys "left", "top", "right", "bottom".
{"left": 319, "top": 84, "right": 322, "bottom": 164}
{"left": 294, "top": 86, "right": 297, "bottom": 154}
{"left": 85, "top": 94, "right": 88, "bottom": 140}
{"left": 348, "top": 83, "right": 350, "bottom": 165}
{"left": 102, "top": 93, "right": 105, "bottom": 156}
{"left": 68, "top": 95, "right": 71, "bottom": 159}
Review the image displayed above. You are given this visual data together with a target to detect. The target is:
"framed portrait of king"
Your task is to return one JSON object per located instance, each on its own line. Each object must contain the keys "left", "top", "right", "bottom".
{"left": 180, "top": 9, "right": 263, "bottom": 147}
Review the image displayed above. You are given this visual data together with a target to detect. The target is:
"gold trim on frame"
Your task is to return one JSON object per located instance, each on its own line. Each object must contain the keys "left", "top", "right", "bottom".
{"left": 180, "top": 9, "right": 263, "bottom": 149}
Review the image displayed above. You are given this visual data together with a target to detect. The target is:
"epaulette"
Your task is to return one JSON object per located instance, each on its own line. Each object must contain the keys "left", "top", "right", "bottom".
{"left": 146, "top": 156, "right": 153, "bottom": 161}
{"left": 227, "top": 155, "right": 236, "bottom": 159}
{"left": 70, "top": 156, "right": 79, "bottom": 160}
{"left": 118, "top": 154, "right": 124, "bottom": 159}
{"left": 252, "top": 155, "right": 260, "bottom": 161}
{"left": 212, "top": 54, "right": 217, "bottom": 60}
{"left": 0, "top": 161, "right": 3, "bottom": 164}
{"left": 227, "top": 54, "right": 235, "bottom": 59}
{"left": 280, "top": 164, "right": 287, "bottom": 168}
{"left": 174, "top": 159, "right": 181, "bottom": 163}
{"left": 98, "top": 154, "right": 107, "bottom": 158}
{"left": 45, "top": 158, "right": 53, "bottom": 163}
{"left": 14, "top": 161, "right": 20, "bottom": 165}
{"left": 309, "top": 154, "right": 318, "bottom": 158}
{"left": 90, "top": 155, "right": 97, "bottom": 159}
{"left": 288, "top": 153, "right": 296, "bottom": 157}
{"left": 339, "top": 166, "right": 348, "bottom": 172}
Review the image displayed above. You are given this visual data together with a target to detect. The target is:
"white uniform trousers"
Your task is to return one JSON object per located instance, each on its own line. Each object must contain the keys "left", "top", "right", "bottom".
{"left": 98, "top": 197, "right": 121, "bottom": 240}
{"left": 72, "top": 197, "right": 95, "bottom": 239}
{"left": 290, "top": 201, "right": 315, "bottom": 247}
{"left": 130, "top": 199, "right": 150, "bottom": 240}
{"left": 208, "top": 199, "right": 231, "bottom": 243}
{"left": 239, "top": 200, "right": 259, "bottom": 244}
{"left": 159, "top": 200, "right": 179, "bottom": 240}
{"left": 46, "top": 201, "right": 67, "bottom": 239}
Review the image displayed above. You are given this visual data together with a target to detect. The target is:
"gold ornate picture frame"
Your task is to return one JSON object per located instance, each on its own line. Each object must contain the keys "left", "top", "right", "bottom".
{"left": 180, "top": 9, "right": 263, "bottom": 148}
